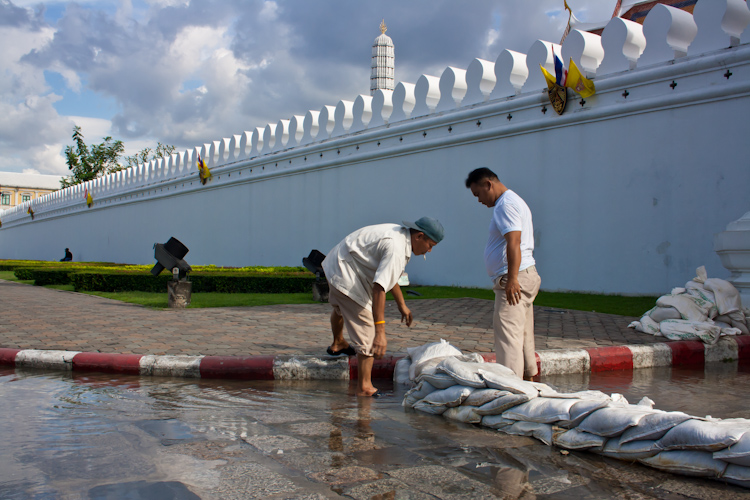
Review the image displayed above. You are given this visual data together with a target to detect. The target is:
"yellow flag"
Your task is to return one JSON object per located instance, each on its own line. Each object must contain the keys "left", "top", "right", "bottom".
{"left": 539, "top": 65, "right": 557, "bottom": 90}
{"left": 565, "top": 58, "right": 596, "bottom": 98}
{"left": 86, "top": 191, "right": 93, "bottom": 207}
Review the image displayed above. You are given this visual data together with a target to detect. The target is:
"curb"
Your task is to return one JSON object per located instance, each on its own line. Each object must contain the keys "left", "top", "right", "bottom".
{"left": 0, "top": 336, "right": 748, "bottom": 380}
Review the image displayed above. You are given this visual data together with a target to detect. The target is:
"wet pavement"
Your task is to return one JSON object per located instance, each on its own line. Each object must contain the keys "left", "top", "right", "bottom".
{"left": 2, "top": 365, "right": 749, "bottom": 499}
{"left": 0, "top": 279, "right": 662, "bottom": 357}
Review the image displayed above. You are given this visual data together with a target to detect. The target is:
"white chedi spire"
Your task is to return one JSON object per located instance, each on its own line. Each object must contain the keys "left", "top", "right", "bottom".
{"left": 371, "top": 19, "right": 395, "bottom": 95}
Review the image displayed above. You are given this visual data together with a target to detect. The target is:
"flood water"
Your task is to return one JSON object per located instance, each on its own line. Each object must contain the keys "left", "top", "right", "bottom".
{"left": 1, "top": 364, "right": 749, "bottom": 500}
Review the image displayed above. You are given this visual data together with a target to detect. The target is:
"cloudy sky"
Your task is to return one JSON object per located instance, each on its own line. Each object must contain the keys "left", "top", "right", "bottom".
{"left": 1, "top": 0, "right": 617, "bottom": 175}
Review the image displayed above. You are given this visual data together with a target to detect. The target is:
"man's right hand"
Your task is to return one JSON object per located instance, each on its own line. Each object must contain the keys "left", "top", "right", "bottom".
{"left": 372, "top": 329, "right": 387, "bottom": 359}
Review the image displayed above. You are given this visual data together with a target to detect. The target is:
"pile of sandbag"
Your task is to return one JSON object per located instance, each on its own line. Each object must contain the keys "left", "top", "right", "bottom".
{"left": 628, "top": 266, "right": 749, "bottom": 344}
{"left": 396, "top": 340, "right": 750, "bottom": 488}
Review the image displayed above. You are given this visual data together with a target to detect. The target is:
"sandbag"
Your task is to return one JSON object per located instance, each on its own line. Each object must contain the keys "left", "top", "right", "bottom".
{"left": 619, "top": 411, "right": 692, "bottom": 444}
{"left": 481, "top": 415, "right": 515, "bottom": 430}
{"left": 640, "top": 450, "right": 728, "bottom": 478}
{"left": 413, "top": 399, "right": 449, "bottom": 415}
{"left": 552, "top": 428, "right": 607, "bottom": 450}
{"left": 416, "top": 372, "right": 457, "bottom": 389}
{"left": 393, "top": 357, "right": 411, "bottom": 385}
{"left": 475, "top": 393, "right": 532, "bottom": 416}
{"left": 534, "top": 386, "right": 609, "bottom": 400}
{"left": 578, "top": 406, "right": 657, "bottom": 437}
{"left": 722, "top": 464, "right": 750, "bottom": 488}
{"left": 648, "top": 306, "right": 682, "bottom": 322}
{"left": 657, "top": 294, "right": 712, "bottom": 322}
{"left": 732, "top": 319, "right": 750, "bottom": 335}
{"left": 421, "top": 385, "right": 474, "bottom": 408}
{"left": 558, "top": 398, "right": 612, "bottom": 428}
{"left": 659, "top": 319, "right": 721, "bottom": 344}
{"left": 704, "top": 278, "right": 742, "bottom": 316}
{"left": 407, "top": 339, "right": 462, "bottom": 381}
{"left": 435, "top": 357, "right": 487, "bottom": 388}
{"left": 477, "top": 366, "right": 539, "bottom": 398}
{"left": 714, "top": 432, "right": 750, "bottom": 467}
{"left": 403, "top": 380, "right": 437, "bottom": 408}
{"left": 413, "top": 356, "right": 451, "bottom": 379}
{"left": 596, "top": 436, "right": 660, "bottom": 460}
{"left": 463, "top": 389, "right": 509, "bottom": 407}
{"left": 629, "top": 315, "right": 661, "bottom": 336}
{"left": 657, "top": 418, "right": 750, "bottom": 452}
{"left": 504, "top": 421, "right": 553, "bottom": 446}
{"left": 443, "top": 405, "right": 482, "bottom": 424}
{"left": 501, "top": 397, "right": 579, "bottom": 424}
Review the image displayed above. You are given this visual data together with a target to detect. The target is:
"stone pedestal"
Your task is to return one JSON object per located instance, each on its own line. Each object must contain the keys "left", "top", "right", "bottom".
{"left": 312, "top": 281, "right": 329, "bottom": 302}
{"left": 168, "top": 280, "right": 192, "bottom": 308}
{"left": 715, "top": 211, "right": 750, "bottom": 308}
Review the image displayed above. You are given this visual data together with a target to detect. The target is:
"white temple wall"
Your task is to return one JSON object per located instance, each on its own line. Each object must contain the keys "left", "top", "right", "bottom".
{"left": 2, "top": 1, "right": 749, "bottom": 295}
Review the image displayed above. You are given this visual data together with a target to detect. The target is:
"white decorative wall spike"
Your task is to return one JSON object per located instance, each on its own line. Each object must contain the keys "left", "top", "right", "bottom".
{"left": 562, "top": 30, "right": 604, "bottom": 78}
{"left": 317, "top": 105, "right": 336, "bottom": 141}
{"left": 219, "top": 137, "right": 230, "bottom": 161}
{"left": 688, "top": 0, "right": 750, "bottom": 56}
{"left": 390, "top": 82, "right": 416, "bottom": 123}
{"left": 464, "top": 58, "right": 497, "bottom": 105}
{"left": 411, "top": 75, "right": 441, "bottom": 118}
{"left": 274, "top": 119, "right": 290, "bottom": 152}
{"left": 251, "top": 127, "right": 265, "bottom": 156}
{"left": 491, "top": 50, "right": 528, "bottom": 99}
{"left": 262, "top": 124, "right": 276, "bottom": 155}
{"left": 288, "top": 115, "right": 305, "bottom": 148}
{"left": 227, "top": 135, "right": 239, "bottom": 161}
{"left": 599, "top": 17, "right": 647, "bottom": 75}
{"left": 522, "top": 40, "right": 562, "bottom": 93}
{"left": 638, "top": 4, "right": 698, "bottom": 67}
{"left": 351, "top": 94, "right": 373, "bottom": 133}
{"left": 301, "top": 110, "right": 320, "bottom": 145}
{"left": 369, "top": 89, "right": 393, "bottom": 128}
{"left": 239, "top": 131, "right": 253, "bottom": 159}
{"left": 436, "top": 66, "right": 468, "bottom": 112}
{"left": 332, "top": 99, "right": 355, "bottom": 137}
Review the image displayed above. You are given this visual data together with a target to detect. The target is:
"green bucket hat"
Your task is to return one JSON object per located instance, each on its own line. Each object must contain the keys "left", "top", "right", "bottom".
{"left": 402, "top": 217, "right": 444, "bottom": 243}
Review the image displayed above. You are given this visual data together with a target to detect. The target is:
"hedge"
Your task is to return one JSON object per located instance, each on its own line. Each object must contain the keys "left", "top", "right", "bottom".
{"left": 70, "top": 271, "right": 315, "bottom": 293}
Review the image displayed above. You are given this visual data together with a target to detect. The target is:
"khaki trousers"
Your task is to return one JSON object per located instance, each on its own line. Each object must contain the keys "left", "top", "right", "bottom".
{"left": 492, "top": 266, "right": 541, "bottom": 378}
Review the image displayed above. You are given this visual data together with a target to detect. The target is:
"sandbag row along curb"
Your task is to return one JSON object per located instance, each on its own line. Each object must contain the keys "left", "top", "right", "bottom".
{"left": 0, "top": 336, "right": 748, "bottom": 381}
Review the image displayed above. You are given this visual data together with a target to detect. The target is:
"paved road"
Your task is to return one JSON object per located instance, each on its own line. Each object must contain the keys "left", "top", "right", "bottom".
{"left": 0, "top": 279, "right": 662, "bottom": 357}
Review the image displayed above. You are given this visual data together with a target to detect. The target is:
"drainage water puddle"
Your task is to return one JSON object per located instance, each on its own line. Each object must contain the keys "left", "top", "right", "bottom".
{"left": 0, "top": 364, "right": 748, "bottom": 499}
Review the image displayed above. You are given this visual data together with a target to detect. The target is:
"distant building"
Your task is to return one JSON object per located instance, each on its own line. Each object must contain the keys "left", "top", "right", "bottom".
{"left": 0, "top": 172, "right": 63, "bottom": 209}
{"left": 370, "top": 19, "right": 395, "bottom": 95}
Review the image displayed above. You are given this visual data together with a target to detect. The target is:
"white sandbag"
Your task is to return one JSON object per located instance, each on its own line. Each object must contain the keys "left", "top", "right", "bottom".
{"left": 416, "top": 372, "right": 457, "bottom": 389}
{"left": 443, "top": 405, "right": 482, "bottom": 424}
{"left": 628, "top": 315, "right": 661, "bottom": 336}
{"left": 502, "top": 397, "right": 579, "bottom": 424}
{"left": 658, "top": 418, "right": 750, "bottom": 452}
{"left": 413, "top": 356, "right": 451, "bottom": 379}
{"left": 558, "top": 398, "right": 612, "bottom": 428}
{"left": 596, "top": 436, "right": 660, "bottom": 460}
{"left": 477, "top": 366, "right": 539, "bottom": 398}
{"left": 534, "top": 385, "right": 609, "bottom": 400}
{"left": 657, "top": 294, "right": 712, "bottom": 322}
{"left": 722, "top": 464, "right": 750, "bottom": 488}
{"left": 481, "top": 415, "right": 515, "bottom": 430}
{"left": 552, "top": 428, "right": 607, "bottom": 450}
{"left": 640, "top": 450, "right": 728, "bottom": 477}
{"left": 648, "top": 306, "right": 682, "bottom": 322}
{"left": 403, "top": 380, "right": 437, "bottom": 408}
{"left": 714, "top": 432, "right": 750, "bottom": 466}
{"left": 723, "top": 326, "right": 743, "bottom": 336}
{"left": 694, "top": 265, "right": 708, "bottom": 284}
{"left": 435, "top": 357, "right": 487, "bottom": 388}
{"left": 413, "top": 399, "right": 449, "bottom": 415}
{"left": 463, "top": 389, "right": 509, "bottom": 407}
{"left": 704, "top": 278, "right": 742, "bottom": 316}
{"left": 715, "top": 314, "right": 733, "bottom": 324}
{"left": 732, "top": 319, "right": 750, "bottom": 335}
{"left": 407, "top": 339, "right": 462, "bottom": 381}
{"left": 685, "top": 281, "right": 716, "bottom": 308}
{"left": 659, "top": 319, "right": 721, "bottom": 344}
{"left": 393, "top": 357, "right": 411, "bottom": 385}
{"left": 578, "top": 406, "right": 657, "bottom": 437}
{"left": 504, "top": 421, "right": 553, "bottom": 446}
{"left": 619, "top": 411, "right": 692, "bottom": 444}
{"left": 475, "top": 393, "right": 532, "bottom": 416}
{"left": 421, "top": 385, "right": 474, "bottom": 408}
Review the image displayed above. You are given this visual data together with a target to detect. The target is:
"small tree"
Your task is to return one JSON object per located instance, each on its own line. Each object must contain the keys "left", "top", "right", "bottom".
{"left": 61, "top": 126, "right": 176, "bottom": 188}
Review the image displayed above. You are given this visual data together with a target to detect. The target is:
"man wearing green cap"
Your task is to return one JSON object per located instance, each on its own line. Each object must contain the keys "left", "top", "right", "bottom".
{"left": 322, "top": 217, "right": 444, "bottom": 397}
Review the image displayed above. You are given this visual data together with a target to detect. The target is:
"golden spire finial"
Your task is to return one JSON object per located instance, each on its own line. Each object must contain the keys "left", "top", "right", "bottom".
{"left": 380, "top": 19, "right": 387, "bottom": 34}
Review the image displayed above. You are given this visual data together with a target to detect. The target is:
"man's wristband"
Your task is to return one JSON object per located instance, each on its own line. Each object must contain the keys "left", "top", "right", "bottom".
{"left": 374, "top": 320, "right": 386, "bottom": 325}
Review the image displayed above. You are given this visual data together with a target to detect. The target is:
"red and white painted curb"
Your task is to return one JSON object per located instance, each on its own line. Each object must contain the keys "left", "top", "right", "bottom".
{"left": 0, "top": 336, "right": 748, "bottom": 380}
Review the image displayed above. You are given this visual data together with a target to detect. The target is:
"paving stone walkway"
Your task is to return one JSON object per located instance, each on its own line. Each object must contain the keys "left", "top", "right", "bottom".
{"left": 0, "top": 279, "right": 664, "bottom": 357}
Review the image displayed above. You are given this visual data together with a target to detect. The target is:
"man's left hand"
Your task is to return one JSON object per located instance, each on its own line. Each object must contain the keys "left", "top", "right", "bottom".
{"left": 399, "top": 304, "right": 413, "bottom": 327}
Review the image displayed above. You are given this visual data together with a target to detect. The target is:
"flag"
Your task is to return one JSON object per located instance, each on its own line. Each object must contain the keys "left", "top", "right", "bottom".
{"left": 27, "top": 206, "right": 34, "bottom": 220}
{"left": 565, "top": 58, "right": 596, "bottom": 98}
{"left": 84, "top": 188, "right": 93, "bottom": 208}
{"left": 540, "top": 65, "right": 558, "bottom": 90}
{"left": 197, "top": 154, "right": 212, "bottom": 185}
{"left": 553, "top": 48, "right": 566, "bottom": 86}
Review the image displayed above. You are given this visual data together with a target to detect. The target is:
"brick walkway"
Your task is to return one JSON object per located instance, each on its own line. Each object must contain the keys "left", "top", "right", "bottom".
{"left": 0, "top": 279, "right": 664, "bottom": 357}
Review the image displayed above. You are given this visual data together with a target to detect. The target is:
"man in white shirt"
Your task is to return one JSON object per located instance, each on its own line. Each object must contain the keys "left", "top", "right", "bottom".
{"left": 322, "top": 217, "right": 444, "bottom": 397}
{"left": 466, "top": 168, "right": 541, "bottom": 380}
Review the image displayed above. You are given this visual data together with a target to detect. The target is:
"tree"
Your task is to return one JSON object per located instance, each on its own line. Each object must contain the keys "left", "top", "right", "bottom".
{"left": 61, "top": 126, "right": 176, "bottom": 188}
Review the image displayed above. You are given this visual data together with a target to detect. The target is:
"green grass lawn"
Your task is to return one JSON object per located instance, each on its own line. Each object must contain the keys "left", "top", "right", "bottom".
{"left": 0, "top": 270, "right": 656, "bottom": 316}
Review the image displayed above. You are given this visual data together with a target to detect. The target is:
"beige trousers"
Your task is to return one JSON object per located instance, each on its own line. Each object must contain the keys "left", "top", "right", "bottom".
{"left": 492, "top": 266, "right": 541, "bottom": 378}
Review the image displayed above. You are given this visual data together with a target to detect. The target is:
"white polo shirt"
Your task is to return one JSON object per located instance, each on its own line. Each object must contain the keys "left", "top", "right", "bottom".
{"left": 484, "top": 189, "right": 535, "bottom": 282}
{"left": 322, "top": 224, "right": 412, "bottom": 309}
